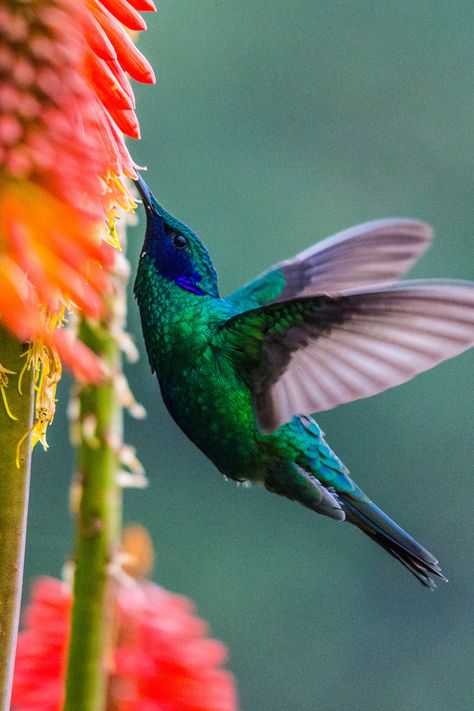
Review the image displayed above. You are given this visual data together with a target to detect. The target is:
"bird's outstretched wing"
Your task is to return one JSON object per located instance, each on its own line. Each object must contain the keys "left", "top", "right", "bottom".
{"left": 220, "top": 280, "right": 474, "bottom": 432}
{"left": 226, "top": 219, "right": 432, "bottom": 311}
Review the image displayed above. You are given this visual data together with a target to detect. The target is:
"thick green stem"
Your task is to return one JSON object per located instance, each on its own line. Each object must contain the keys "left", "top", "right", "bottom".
{"left": 63, "top": 313, "right": 123, "bottom": 711}
{"left": 0, "top": 328, "right": 34, "bottom": 711}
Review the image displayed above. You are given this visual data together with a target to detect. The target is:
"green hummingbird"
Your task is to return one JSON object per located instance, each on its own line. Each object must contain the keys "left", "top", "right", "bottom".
{"left": 134, "top": 174, "right": 474, "bottom": 589}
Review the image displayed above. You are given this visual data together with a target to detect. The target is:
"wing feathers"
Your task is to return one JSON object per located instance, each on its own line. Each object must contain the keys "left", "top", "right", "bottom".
{"left": 287, "top": 222, "right": 432, "bottom": 297}
{"left": 227, "top": 219, "right": 433, "bottom": 310}
{"left": 255, "top": 281, "right": 474, "bottom": 431}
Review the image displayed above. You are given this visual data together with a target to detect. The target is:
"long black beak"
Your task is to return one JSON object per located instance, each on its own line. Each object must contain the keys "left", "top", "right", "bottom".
{"left": 134, "top": 172, "right": 156, "bottom": 215}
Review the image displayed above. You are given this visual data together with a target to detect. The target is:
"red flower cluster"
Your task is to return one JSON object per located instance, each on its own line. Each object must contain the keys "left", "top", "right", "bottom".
{"left": 0, "top": 0, "right": 155, "bottom": 372}
{"left": 12, "top": 578, "right": 239, "bottom": 711}
{"left": 0, "top": 0, "right": 155, "bottom": 445}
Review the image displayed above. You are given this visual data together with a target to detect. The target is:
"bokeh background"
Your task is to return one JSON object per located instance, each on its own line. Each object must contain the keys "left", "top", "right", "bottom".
{"left": 25, "top": 1, "right": 473, "bottom": 709}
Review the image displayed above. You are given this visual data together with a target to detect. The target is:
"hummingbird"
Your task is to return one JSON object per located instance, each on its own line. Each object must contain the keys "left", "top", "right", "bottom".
{"left": 134, "top": 173, "right": 474, "bottom": 589}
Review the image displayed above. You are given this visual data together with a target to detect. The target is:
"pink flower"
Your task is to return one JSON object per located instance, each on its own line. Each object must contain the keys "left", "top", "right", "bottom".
{"left": 0, "top": 0, "right": 155, "bottom": 350}
{"left": 0, "top": 0, "right": 155, "bottom": 446}
{"left": 12, "top": 578, "right": 239, "bottom": 711}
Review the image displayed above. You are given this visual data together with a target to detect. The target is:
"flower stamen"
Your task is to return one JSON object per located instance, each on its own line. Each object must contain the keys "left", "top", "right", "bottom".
{"left": 0, "top": 363, "right": 18, "bottom": 421}
{"left": 15, "top": 336, "right": 63, "bottom": 466}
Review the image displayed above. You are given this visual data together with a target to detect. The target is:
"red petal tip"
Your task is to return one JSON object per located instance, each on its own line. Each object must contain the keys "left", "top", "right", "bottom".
{"left": 108, "top": 107, "right": 140, "bottom": 139}
{"left": 127, "top": 0, "right": 157, "bottom": 11}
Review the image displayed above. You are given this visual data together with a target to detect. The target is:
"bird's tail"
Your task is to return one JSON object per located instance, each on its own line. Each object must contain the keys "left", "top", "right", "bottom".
{"left": 337, "top": 494, "right": 447, "bottom": 589}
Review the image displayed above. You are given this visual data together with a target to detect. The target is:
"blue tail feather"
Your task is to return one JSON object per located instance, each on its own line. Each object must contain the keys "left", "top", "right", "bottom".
{"left": 337, "top": 494, "right": 447, "bottom": 589}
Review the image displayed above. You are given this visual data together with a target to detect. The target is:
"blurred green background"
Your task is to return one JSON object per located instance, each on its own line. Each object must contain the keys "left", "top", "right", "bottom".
{"left": 26, "top": 1, "right": 474, "bottom": 709}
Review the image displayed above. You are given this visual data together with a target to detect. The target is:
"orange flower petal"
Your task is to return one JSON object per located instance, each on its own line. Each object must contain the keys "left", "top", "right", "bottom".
{"left": 86, "top": 53, "right": 135, "bottom": 111}
{"left": 88, "top": 0, "right": 156, "bottom": 83}
{"left": 83, "top": 9, "right": 117, "bottom": 60}
{"left": 98, "top": 0, "right": 147, "bottom": 31}
{"left": 0, "top": 183, "right": 109, "bottom": 323}
{"left": 0, "top": 259, "right": 38, "bottom": 340}
{"left": 102, "top": 112, "right": 137, "bottom": 176}
{"left": 126, "top": 0, "right": 157, "bottom": 11}
{"left": 12, "top": 578, "right": 239, "bottom": 711}
{"left": 53, "top": 330, "right": 105, "bottom": 381}
{"left": 108, "top": 58, "right": 136, "bottom": 108}
{"left": 107, "top": 107, "right": 141, "bottom": 139}
{"left": 1, "top": 0, "right": 155, "bottom": 398}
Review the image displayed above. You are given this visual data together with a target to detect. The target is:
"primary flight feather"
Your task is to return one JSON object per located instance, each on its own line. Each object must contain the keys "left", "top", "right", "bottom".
{"left": 134, "top": 174, "right": 474, "bottom": 589}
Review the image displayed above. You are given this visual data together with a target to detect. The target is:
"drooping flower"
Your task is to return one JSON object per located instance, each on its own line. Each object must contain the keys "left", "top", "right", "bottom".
{"left": 0, "top": 0, "right": 155, "bottom": 447}
{"left": 12, "top": 577, "right": 239, "bottom": 711}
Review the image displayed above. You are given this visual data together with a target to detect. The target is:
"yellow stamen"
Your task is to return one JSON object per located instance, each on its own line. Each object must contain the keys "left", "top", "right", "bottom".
{"left": 1, "top": 385, "right": 17, "bottom": 421}
{"left": 108, "top": 213, "right": 122, "bottom": 250}
{"left": 16, "top": 427, "right": 31, "bottom": 469}
{"left": 17, "top": 319, "right": 63, "bottom": 464}
{"left": 0, "top": 364, "right": 18, "bottom": 421}
{"left": 17, "top": 352, "right": 29, "bottom": 396}
{"left": 112, "top": 173, "right": 127, "bottom": 196}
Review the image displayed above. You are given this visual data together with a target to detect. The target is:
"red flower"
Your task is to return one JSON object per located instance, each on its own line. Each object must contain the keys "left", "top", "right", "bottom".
{"left": 0, "top": 0, "right": 155, "bottom": 446}
{"left": 12, "top": 578, "right": 239, "bottom": 711}
{"left": 0, "top": 0, "right": 155, "bottom": 339}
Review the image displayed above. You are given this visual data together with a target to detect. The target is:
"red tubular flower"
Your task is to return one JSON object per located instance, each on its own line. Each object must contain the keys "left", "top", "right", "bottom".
{"left": 0, "top": 0, "right": 155, "bottom": 445}
{"left": 0, "top": 0, "right": 155, "bottom": 348}
{"left": 12, "top": 578, "right": 239, "bottom": 711}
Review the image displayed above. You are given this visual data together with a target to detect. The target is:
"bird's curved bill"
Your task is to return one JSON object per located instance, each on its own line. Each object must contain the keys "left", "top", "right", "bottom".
{"left": 134, "top": 173, "right": 156, "bottom": 213}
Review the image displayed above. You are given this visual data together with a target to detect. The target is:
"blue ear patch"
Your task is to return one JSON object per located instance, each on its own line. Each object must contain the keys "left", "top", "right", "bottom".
{"left": 176, "top": 276, "right": 205, "bottom": 295}
{"left": 144, "top": 216, "right": 205, "bottom": 295}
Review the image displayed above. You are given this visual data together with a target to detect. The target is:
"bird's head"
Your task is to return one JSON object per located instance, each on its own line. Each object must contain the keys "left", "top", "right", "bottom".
{"left": 134, "top": 173, "right": 219, "bottom": 297}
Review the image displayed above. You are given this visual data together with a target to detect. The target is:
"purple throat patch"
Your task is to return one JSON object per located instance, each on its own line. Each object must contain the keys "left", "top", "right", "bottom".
{"left": 176, "top": 276, "right": 205, "bottom": 295}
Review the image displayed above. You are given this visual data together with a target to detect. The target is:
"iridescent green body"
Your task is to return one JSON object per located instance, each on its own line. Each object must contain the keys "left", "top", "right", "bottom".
{"left": 133, "top": 174, "right": 474, "bottom": 588}
{"left": 135, "top": 254, "right": 353, "bottom": 497}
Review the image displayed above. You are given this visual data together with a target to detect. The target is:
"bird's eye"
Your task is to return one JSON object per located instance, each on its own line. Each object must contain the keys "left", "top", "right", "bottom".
{"left": 172, "top": 233, "right": 188, "bottom": 249}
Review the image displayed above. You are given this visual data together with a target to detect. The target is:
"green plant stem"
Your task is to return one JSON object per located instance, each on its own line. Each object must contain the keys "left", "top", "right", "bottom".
{"left": 63, "top": 314, "right": 122, "bottom": 711}
{"left": 0, "top": 327, "right": 34, "bottom": 711}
